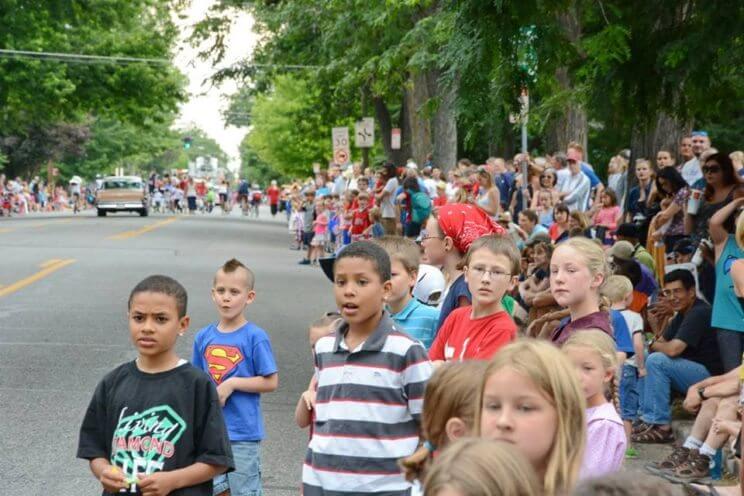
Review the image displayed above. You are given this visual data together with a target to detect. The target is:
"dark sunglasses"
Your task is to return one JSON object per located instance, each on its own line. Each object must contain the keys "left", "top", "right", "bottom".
{"left": 702, "top": 165, "right": 720, "bottom": 174}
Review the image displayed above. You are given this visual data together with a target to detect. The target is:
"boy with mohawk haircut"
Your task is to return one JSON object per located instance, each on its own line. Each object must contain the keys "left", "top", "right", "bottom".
{"left": 192, "top": 258, "right": 278, "bottom": 496}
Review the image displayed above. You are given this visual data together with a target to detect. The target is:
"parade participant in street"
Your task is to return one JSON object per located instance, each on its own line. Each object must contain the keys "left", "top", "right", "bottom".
{"left": 399, "top": 361, "right": 487, "bottom": 491}
{"left": 423, "top": 438, "right": 541, "bottom": 496}
{"left": 563, "top": 330, "right": 627, "bottom": 478}
{"left": 267, "top": 180, "right": 280, "bottom": 217}
{"left": 375, "top": 236, "right": 439, "bottom": 349}
{"left": 550, "top": 237, "right": 613, "bottom": 344}
{"left": 303, "top": 242, "right": 432, "bottom": 496}
{"left": 476, "top": 339, "right": 586, "bottom": 496}
{"left": 429, "top": 234, "right": 519, "bottom": 362}
{"left": 77, "top": 275, "right": 234, "bottom": 496}
{"left": 192, "top": 259, "right": 278, "bottom": 496}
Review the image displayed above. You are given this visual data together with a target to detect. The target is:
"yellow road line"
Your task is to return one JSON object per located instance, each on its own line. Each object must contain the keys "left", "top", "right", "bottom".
{"left": 39, "top": 259, "right": 62, "bottom": 268}
{"left": 0, "top": 259, "right": 76, "bottom": 298}
{"left": 107, "top": 217, "right": 178, "bottom": 240}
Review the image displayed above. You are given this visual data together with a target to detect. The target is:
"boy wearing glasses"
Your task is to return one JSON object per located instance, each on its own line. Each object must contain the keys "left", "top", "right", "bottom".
{"left": 429, "top": 234, "right": 520, "bottom": 363}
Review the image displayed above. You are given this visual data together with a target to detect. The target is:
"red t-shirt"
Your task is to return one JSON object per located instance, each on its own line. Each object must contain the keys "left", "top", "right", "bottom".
{"left": 350, "top": 208, "right": 371, "bottom": 235}
{"left": 433, "top": 196, "right": 447, "bottom": 208}
{"left": 267, "top": 186, "right": 280, "bottom": 205}
{"left": 429, "top": 306, "right": 517, "bottom": 362}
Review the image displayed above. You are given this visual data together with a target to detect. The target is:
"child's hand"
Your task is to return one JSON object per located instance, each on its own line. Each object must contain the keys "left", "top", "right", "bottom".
{"left": 637, "top": 366, "right": 647, "bottom": 378}
{"left": 99, "top": 465, "right": 129, "bottom": 493}
{"left": 301, "top": 389, "right": 316, "bottom": 410}
{"left": 216, "top": 380, "right": 235, "bottom": 407}
{"left": 138, "top": 471, "right": 177, "bottom": 496}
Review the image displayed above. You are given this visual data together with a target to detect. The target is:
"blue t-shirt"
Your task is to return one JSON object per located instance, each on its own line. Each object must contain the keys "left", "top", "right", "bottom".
{"left": 391, "top": 298, "right": 440, "bottom": 350}
{"left": 610, "top": 309, "right": 634, "bottom": 354}
{"left": 437, "top": 274, "right": 470, "bottom": 331}
{"left": 191, "top": 322, "right": 278, "bottom": 442}
{"left": 494, "top": 172, "right": 514, "bottom": 208}
{"left": 712, "top": 235, "right": 744, "bottom": 332}
{"left": 581, "top": 162, "right": 601, "bottom": 188}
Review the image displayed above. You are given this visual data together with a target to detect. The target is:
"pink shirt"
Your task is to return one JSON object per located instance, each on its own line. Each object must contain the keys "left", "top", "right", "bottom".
{"left": 313, "top": 212, "right": 328, "bottom": 235}
{"left": 593, "top": 206, "right": 621, "bottom": 231}
{"left": 579, "top": 402, "right": 626, "bottom": 479}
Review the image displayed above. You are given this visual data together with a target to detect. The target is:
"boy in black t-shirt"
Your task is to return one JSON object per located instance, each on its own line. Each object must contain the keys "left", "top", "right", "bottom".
{"left": 77, "top": 275, "right": 234, "bottom": 496}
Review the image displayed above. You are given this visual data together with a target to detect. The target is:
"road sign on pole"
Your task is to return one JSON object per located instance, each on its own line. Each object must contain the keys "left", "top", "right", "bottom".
{"left": 332, "top": 127, "right": 350, "bottom": 165}
{"left": 391, "top": 128, "right": 401, "bottom": 150}
{"left": 355, "top": 118, "right": 374, "bottom": 148}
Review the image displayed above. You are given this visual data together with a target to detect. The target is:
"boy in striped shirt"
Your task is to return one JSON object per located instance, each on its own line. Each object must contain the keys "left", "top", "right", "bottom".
{"left": 303, "top": 241, "right": 433, "bottom": 495}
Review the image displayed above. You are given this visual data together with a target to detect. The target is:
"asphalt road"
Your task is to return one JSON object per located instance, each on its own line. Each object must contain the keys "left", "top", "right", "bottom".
{"left": 0, "top": 208, "right": 334, "bottom": 495}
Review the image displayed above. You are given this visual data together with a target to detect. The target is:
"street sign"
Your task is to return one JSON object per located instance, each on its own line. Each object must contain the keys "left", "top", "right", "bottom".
{"left": 355, "top": 118, "right": 374, "bottom": 148}
{"left": 331, "top": 127, "right": 350, "bottom": 165}
{"left": 391, "top": 128, "right": 401, "bottom": 150}
{"left": 334, "top": 149, "right": 349, "bottom": 165}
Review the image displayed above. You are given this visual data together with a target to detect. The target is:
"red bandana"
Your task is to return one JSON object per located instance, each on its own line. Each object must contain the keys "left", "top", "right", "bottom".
{"left": 437, "top": 203, "right": 505, "bottom": 253}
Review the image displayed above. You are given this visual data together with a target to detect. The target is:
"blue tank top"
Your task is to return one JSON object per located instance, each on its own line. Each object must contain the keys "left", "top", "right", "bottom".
{"left": 712, "top": 235, "right": 744, "bottom": 332}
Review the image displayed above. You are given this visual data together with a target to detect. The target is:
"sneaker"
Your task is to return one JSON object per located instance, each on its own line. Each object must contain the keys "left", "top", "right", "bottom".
{"left": 646, "top": 445, "right": 690, "bottom": 474}
{"left": 672, "top": 449, "right": 711, "bottom": 480}
{"left": 298, "top": 259, "right": 311, "bottom": 265}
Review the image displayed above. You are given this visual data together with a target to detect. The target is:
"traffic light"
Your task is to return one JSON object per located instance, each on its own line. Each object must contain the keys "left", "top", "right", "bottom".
{"left": 182, "top": 136, "right": 193, "bottom": 150}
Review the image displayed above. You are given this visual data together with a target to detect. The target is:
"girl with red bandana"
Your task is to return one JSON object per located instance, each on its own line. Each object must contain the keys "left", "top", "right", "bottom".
{"left": 420, "top": 203, "right": 507, "bottom": 330}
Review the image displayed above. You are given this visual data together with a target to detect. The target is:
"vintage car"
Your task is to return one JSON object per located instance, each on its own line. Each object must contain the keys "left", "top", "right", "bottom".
{"left": 95, "top": 176, "right": 148, "bottom": 217}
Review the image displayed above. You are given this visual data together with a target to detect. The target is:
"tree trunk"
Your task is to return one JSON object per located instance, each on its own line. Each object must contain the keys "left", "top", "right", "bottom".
{"left": 374, "top": 95, "right": 406, "bottom": 166}
{"left": 405, "top": 71, "right": 432, "bottom": 167}
{"left": 428, "top": 69, "right": 458, "bottom": 172}
{"left": 630, "top": 112, "right": 691, "bottom": 164}
{"left": 549, "top": 4, "right": 588, "bottom": 154}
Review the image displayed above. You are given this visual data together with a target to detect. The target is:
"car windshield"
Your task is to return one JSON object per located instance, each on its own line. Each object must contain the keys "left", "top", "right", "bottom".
{"left": 103, "top": 180, "right": 142, "bottom": 190}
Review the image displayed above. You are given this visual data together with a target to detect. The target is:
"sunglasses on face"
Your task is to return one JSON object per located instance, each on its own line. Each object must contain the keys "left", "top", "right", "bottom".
{"left": 702, "top": 165, "right": 720, "bottom": 174}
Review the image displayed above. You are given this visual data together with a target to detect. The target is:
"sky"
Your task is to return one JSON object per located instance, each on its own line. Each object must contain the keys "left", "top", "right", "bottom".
{"left": 172, "top": 0, "right": 258, "bottom": 173}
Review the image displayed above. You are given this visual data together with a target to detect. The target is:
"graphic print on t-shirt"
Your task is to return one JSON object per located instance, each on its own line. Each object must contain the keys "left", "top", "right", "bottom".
{"left": 205, "top": 344, "right": 244, "bottom": 384}
{"left": 111, "top": 405, "right": 186, "bottom": 483}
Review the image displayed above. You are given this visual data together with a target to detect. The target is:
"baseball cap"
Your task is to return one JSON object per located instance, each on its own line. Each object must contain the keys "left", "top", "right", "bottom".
{"left": 608, "top": 240, "right": 634, "bottom": 261}
{"left": 673, "top": 238, "right": 696, "bottom": 255}
{"left": 413, "top": 264, "right": 445, "bottom": 306}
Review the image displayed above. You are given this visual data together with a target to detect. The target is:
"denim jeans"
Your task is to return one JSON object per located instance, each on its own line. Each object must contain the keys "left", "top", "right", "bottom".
{"left": 640, "top": 352, "right": 711, "bottom": 425}
{"left": 619, "top": 363, "right": 645, "bottom": 421}
{"left": 213, "top": 441, "right": 262, "bottom": 496}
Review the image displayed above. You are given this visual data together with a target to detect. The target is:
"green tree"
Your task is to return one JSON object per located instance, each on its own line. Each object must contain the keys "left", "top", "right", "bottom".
{"left": 246, "top": 74, "right": 338, "bottom": 177}
{"left": 0, "top": 0, "right": 186, "bottom": 177}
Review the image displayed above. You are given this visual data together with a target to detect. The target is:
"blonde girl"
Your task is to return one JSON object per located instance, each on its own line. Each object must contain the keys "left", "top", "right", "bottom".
{"left": 563, "top": 331, "right": 627, "bottom": 479}
{"left": 475, "top": 339, "right": 586, "bottom": 496}
{"left": 423, "top": 438, "right": 541, "bottom": 496}
{"left": 400, "top": 361, "right": 487, "bottom": 491}
{"left": 536, "top": 189, "right": 554, "bottom": 227}
{"left": 549, "top": 237, "right": 613, "bottom": 344}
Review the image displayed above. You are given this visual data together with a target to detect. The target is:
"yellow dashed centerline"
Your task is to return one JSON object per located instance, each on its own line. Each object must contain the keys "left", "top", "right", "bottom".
{"left": 107, "top": 217, "right": 178, "bottom": 240}
{"left": 0, "top": 259, "right": 76, "bottom": 298}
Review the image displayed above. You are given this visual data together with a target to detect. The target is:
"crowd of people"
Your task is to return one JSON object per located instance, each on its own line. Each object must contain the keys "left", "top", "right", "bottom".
{"left": 67, "top": 131, "right": 744, "bottom": 496}
{"left": 277, "top": 134, "right": 744, "bottom": 494}
{"left": 0, "top": 173, "right": 91, "bottom": 215}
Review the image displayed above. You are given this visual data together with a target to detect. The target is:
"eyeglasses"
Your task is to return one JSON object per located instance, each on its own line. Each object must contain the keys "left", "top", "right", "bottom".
{"left": 702, "top": 165, "right": 720, "bottom": 174}
{"left": 419, "top": 230, "right": 444, "bottom": 242}
{"left": 468, "top": 266, "right": 512, "bottom": 280}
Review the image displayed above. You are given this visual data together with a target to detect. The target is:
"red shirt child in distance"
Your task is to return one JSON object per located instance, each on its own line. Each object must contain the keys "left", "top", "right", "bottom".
{"left": 350, "top": 194, "right": 372, "bottom": 237}
{"left": 429, "top": 235, "right": 519, "bottom": 362}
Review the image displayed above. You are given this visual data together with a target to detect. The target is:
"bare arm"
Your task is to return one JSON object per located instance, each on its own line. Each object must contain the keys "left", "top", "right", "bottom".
{"left": 226, "top": 373, "right": 279, "bottom": 394}
{"left": 710, "top": 197, "right": 744, "bottom": 254}
{"left": 650, "top": 338, "right": 686, "bottom": 358}
{"left": 294, "top": 375, "right": 316, "bottom": 428}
